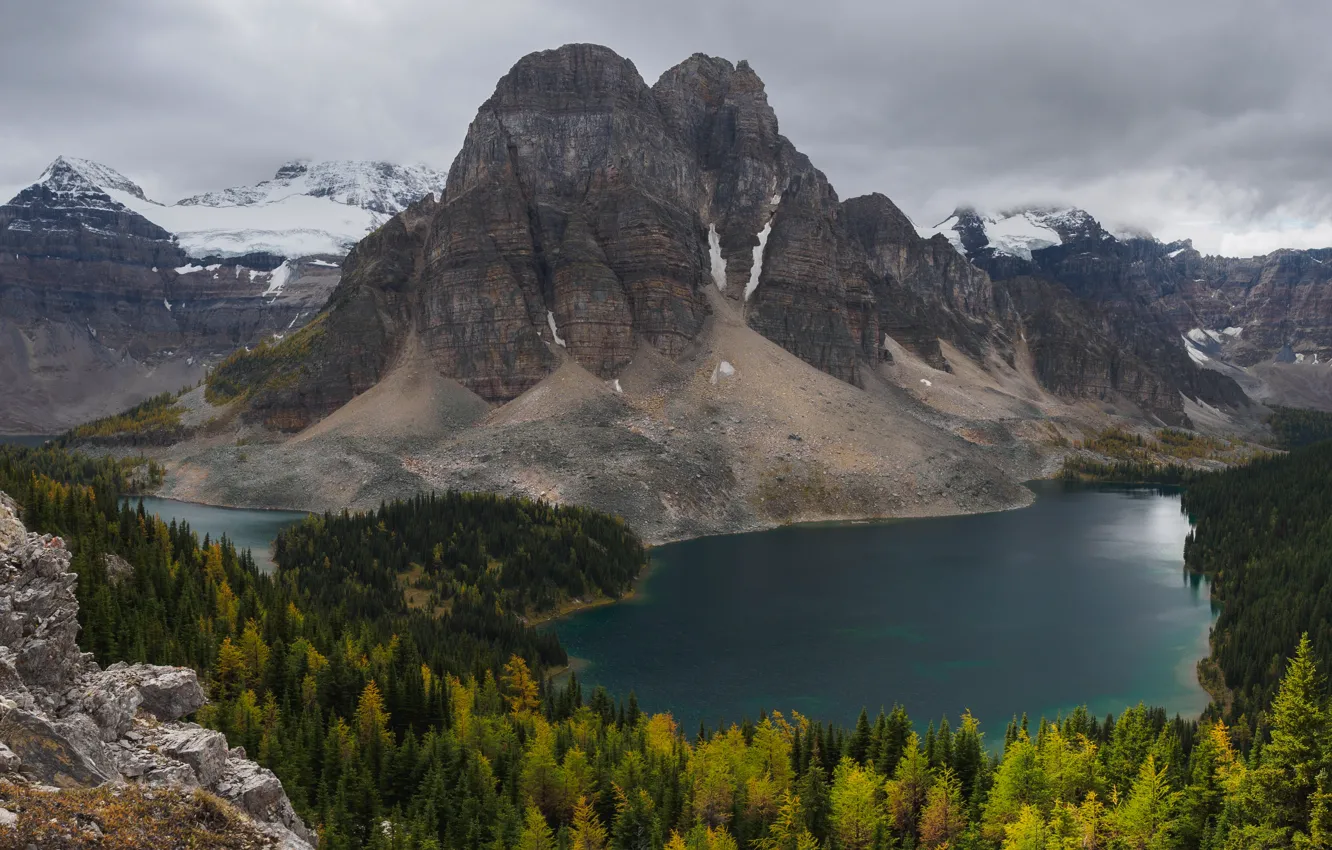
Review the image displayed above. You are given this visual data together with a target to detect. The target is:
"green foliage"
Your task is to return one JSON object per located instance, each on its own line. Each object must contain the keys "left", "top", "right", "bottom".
{"left": 1060, "top": 426, "right": 1267, "bottom": 483}
{"left": 205, "top": 314, "right": 326, "bottom": 405}
{"left": 1267, "top": 405, "right": 1332, "bottom": 450}
{"left": 276, "top": 490, "right": 647, "bottom": 620}
{"left": 9, "top": 444, "right": 1332, "bottom": 849}
{"left": 1183, "top": 441, "right": 1332, "bottom": 720}
{"left": 60, "top": 391, "right": 187, "bottom": 446}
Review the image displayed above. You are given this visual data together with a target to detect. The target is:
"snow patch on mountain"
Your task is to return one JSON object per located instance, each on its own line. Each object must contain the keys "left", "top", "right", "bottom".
{"left": 40, "top": 156, "right": 148, "bottom": 201}
{"left": 921, "top": 206, "right": 1109, "bottom": 260}
{"left": 9, "top": 156, "right": 444, "bottom": 262}
{"left": 745, "top": 222, "right": 772, "bottom": 300}
{"left": 177, "top": 160, "right": 444, "bottom": 216}
{"left": 707, "top": 223, "right": 727, "bottom": 291}
{"left": 262, "top": 262, "right": 292, "bottom": 297}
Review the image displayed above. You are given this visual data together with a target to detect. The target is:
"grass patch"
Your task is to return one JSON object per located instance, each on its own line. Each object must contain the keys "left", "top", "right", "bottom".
{"left": 0, "top": 781, "right": 279, "bottom": 848}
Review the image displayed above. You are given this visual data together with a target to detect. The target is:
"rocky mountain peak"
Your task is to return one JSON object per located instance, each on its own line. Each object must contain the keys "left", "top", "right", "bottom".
{"left": 177, "top": 159, "right": 445, "bottom": 217}
{"left": 931, "top": 205, "right": 1108, "bottom": 261}
{"left": 0, "top": 494, "right": 314, "bottom": 848}
{"left": 1, "top": 157, "right": 182, "bottom": 267}
{"left": 274, "top": 159, "right": 310, "bottom": 180}
{"left": 37, "top": 156, "right": 150, "bottom": 203}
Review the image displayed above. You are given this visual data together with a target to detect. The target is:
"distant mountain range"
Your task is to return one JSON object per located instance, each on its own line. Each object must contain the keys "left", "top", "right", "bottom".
{"left": 9, "top": 43, "right": 1332, "bottom": 542}
{"left": 0, "top": 157, "right": 443, "bottom": 432}
{"left": 8, "top": 156, "right": 444, "bottom": 262}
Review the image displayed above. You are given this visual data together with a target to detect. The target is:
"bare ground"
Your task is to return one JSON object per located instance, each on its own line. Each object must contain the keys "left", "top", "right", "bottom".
{"left": 136, "top": 292, "right": 1247, "bottom": 544}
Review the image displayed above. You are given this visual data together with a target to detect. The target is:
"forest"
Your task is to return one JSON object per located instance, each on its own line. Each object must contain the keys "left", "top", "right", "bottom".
{"left": 1265, "top": 406, "right": 1332, "bottom": 449}
{"left": 3, "top": 441, "right": 1332, "bottom": 848}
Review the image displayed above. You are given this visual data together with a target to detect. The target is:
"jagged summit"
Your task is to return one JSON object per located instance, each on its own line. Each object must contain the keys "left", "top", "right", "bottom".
{"left": 921, "top": 205, "right": 1110, "bottom": 261}
{"left": 5, "top": 155, "right": 445, "bottom": 261}
{"left": 35, "top": 155, "right": 150, "bottom": 202}
{"left": 177, "top": 159, "right": 445, "bottom": 216}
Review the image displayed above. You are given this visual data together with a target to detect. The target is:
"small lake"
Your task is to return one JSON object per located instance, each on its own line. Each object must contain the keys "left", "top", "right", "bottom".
{"left": 553, "top": 481, "right": 1214, "bottom": 734}
{"left": 122, "top": 496, "right": 307, "bottom": 573}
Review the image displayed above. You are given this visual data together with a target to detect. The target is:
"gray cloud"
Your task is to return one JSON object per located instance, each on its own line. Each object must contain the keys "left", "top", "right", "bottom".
{"left": 3, "top": 0, "right": 1329, "bottom": 254}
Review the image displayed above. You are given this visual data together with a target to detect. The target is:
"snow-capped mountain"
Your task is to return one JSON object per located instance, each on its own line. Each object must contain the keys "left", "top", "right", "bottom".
{"left": 6, "top": 156, "right": 444, "bottom": 261}
{"left": 919, "top": 206, "right": 1111, "bottom": 261}
{"left": 178, "top": 159, "right": 443, "bottom": 216}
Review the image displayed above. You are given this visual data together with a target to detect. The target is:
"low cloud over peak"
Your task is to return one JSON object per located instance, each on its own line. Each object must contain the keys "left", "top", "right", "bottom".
{"left": 3, "top": 0, "right": 1328, "bottom": 255}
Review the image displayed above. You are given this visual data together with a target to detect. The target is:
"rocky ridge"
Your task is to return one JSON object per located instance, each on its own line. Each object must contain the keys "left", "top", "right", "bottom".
{"left": 0, "top": 158, "right": 370, "bottom": 433}
{"left": 0, "top": 493, "right": 314, "bottom": 848}
{"left": 222, "top": 44, "right": 1242, "bottom": 433}
{"left": 932, "top": 202, "right": 1332, "bottom": 373}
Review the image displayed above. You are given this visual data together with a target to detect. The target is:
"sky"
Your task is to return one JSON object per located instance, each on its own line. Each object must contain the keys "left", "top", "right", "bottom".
{"left": 3, "top": 0, "right": 1330, "bottom": 256}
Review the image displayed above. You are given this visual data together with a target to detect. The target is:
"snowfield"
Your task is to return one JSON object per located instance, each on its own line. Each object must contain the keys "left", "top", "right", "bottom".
{"left": 14, "top": 156, "right": 444, "bottom": 261}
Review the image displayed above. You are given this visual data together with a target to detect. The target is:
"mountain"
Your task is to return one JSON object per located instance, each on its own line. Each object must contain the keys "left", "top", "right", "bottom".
{"left": 123, "top": 44, "right": 1270, "bottom": 543}
{"left": 26, "top": 155, "right": 445, "bottom": 262}
{"left": 0, "top": 156, "right": 444, "bottom": 433}
{"left": 923, "top": 204, "right": 1332, "bottom": 409}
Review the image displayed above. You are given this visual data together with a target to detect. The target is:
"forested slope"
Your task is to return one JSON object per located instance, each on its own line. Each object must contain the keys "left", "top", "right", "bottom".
{"left": 7, "top": 444, "right": 1332, "bottom": 848}
{"left": 1184, "top": 440, "right": 1332, "bottom": 722}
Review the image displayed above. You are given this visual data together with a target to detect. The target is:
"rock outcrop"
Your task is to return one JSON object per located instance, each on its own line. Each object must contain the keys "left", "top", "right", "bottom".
{"left": 0, "top": 494, "right": 314, "bottom": 848}
{"left": 917, "top": 205, "right": 1254, "bottom": 420}
{"left": 220, "top": 44, "right": 1253, "bottom": 434}
{"left": 231, "top": 44, "right": 1017, "bottom": 427}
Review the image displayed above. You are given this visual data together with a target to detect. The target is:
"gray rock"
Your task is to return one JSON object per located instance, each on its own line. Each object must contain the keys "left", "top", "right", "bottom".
{"left": 80, "top": 676, "right": 143, "bottom": 741}
{"left": 156, "top": 725, "right": 229, "bottom": 788}
{"left": 0, "top": 496, "right": 23, "bottom": 552}
{"left": 0, "top": 741, "right": 20, "bottom": 772}
{"left": 0, "top": 703, "right": 114, "bottom": 787}
{"left": 127, "top": 665, "right": 206, "bottom": 721}
{"left": 0, "top": 506, "right": 316, "bottom": 847}
{"left": 216, "top": 756, "right": 316, "bottom": 848}
{"left": 101, "top": 554, "right": 134, "bottom": 584}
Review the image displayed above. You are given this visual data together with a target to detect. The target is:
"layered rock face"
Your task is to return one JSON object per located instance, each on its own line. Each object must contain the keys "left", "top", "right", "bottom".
{"left": 246, "top": 44, "right": 1032, "bottom": 426}
{"left": 923, "top": 206, "right": 1252, "bottom": 417}
{"left": 1162, "top": 246, "right": 1332, "bottom": 366}
{"left": 0, "top": 159, "right": 340, "bottom": 432}
{"left": 0, "top": 493, "right": 313, "bottom": 848}
{"left": 841, "top": 193, "right": 1013, "bottom": 369}
{"left": 934, "top": 204, "right": 1332, "bottom": 375}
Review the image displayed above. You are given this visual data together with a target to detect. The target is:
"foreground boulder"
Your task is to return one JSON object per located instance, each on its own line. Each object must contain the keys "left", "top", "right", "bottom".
{"left": 0, "top": 494, "right": 314, "bottom": 848}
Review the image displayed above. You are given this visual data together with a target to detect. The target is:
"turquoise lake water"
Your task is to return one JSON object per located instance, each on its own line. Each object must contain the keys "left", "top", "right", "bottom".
{"left": 551, "top": 481, "right": 1214, "bottom": 734}
{"left": 123, "top": 496, "right": 308, "bottom": 573}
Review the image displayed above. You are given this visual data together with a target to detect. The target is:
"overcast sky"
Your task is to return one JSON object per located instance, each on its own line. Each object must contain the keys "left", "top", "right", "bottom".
{"left": 3, "top": 0, "right": 1329, "bottom": 256}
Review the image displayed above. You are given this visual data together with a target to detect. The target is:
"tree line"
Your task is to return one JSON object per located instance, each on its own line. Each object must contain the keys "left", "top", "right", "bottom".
{"left": 5, "top": 444, "right": 1332, "bottom": 847}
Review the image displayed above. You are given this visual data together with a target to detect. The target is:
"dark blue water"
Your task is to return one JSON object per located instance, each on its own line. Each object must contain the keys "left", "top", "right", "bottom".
{"left": 122, "top": 496, "right": 307, "bottom": 573}
{"left": 553, "top": 482, "right": 1213, "bottom": 734}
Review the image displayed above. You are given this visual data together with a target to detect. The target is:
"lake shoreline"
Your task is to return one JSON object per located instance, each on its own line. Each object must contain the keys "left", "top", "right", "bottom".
{"left": 126, "top": 483, "right": 1219, "bottom": 724}
{"left": 548, "top": 481, "right": 1215, "bottom": 731}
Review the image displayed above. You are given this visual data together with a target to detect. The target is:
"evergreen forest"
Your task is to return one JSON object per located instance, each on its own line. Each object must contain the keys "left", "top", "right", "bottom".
{"left": 3, "top": 439, "right": 1332, "bottom": 849}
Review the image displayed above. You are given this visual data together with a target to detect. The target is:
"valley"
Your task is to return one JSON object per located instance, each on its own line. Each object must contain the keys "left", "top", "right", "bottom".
{"left": 6, "top": 31, "right": 1332, "bottom": 850}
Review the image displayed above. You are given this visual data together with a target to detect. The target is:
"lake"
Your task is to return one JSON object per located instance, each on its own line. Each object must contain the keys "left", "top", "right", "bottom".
{"left": 552, "top": 481, "right": 1214, "bottom": 735}
{"left": 123, "top": 496, "right": 308, "bottom": 573}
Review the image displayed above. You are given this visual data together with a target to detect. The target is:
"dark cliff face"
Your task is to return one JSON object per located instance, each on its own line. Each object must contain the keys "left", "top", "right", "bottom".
{"left": 948, "top": 213, "right": 1252, "bottom": 415}
{"left": 276, "top": 43, "right": 900, "bottom": 416}
{"left": 283, "top": 44, "right": 1025, "bottom": 422}
{"left": 238, "top": 44, "right": 1256, "bottom": 431}
{"left": 0, "top": 159, "right": 339, "bottom": 431}
{"left": 841, "top": 193, "right": 1012, "bottom": 369}
{"left": 1160, "top": 247, "right": 1332, "bottom": 366}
